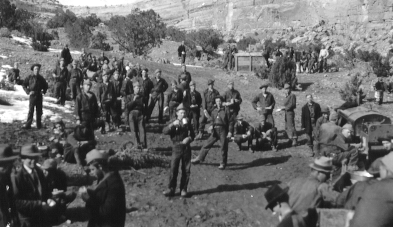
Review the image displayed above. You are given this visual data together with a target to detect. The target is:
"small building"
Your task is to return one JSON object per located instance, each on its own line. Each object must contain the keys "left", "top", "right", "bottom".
{"left": 234, "top": 52, "right": 266, "bottom": 71}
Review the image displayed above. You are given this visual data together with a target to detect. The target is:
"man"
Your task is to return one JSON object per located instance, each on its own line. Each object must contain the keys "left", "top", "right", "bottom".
{"left": 75, "top": 79, "right": 105, "bottom": 134}
{"left": 60, "top": 44, "right": 73, "bottom": 66}
{"left": 233, "top": 116, "right": 254, "bottom": 152}
{"left": 265, "top": 184, "right": 318, "bottom": 227}
{"left": 308, "top": 49, "right": 318, "bottom": 73}
{"left": 162, "top": 104, "right": 195, "bottom": 197}
{"left": 0, "top": 145, "right": 19, "bottom": 227}
{"left": 230, "top": 45, "right": 238, "bottom": 70}
{"left": 53, "top": 58, "right": 69, "bottom": 105}
{"left": 318, "top": 45, "right": 329, "bottom": 73}
{"left": 63, "top": 124, "right": 96, "bottom": 166}
{"left": 80, "top": 48, "right": 89, "bottom": 62}
{"left": 274, "top": 47, "right": 283, "bottom": 58}
{"left": 301, "top": 94, "right": 321, "bottom": 155}
{"left": 80, "top": 149, "right": 126, "bottom": 227}
{"left": 8, "top": 62, "right": 22, "bottom": 85}
{"left": 374, "top": 77, "right": 386, "bottom": 105}
{"left": 178, "top": 41, "right": 186, "bottom": 64}
{"left": 254, "top": 114, "right": 278, "bottom": 152}
{"left": 11, "top": 145, "right": 55, "bottom": 227}
{"left": 68, "top": 60, "right": 83, "bottom": 105}
{"left": 191, "top": 96, "right": 234, "bottom": 170}
{"left": 147, "top": 69, "right": 168, "bottom": 124}
{"left": 222, "top": 44, "right": 231, "bottom": 70}
{"left": 22, "top": 64, "right": 48, "bottom": 129}
{"left": 350, "top": 153, "right": 393, "bottom": 227}
{"left": 288, "top": 157, "right": 336, "bottom": 213}
{"left": 314, "top": 106, "right": 330, "bottom": 139}
{"left": 177, "top": 65, "right": 192, "bottom": 89}
{"left": 96, "top": 73, "right": 111, "bottom": 130}
{"left": 125, "top": 82, "right": 147, "bottom": 150}
{"left": 107, "top": 71, "right": 123, "bottom": 129}
{"left": 187, "top": 81, "right": 202, "bottom": 133}
{"left": 195, "top": 79, "right": 220, "bottom": 140}
{"left": 98, "top": 52, "right": 109, "bottom": 68}
{"left": 252, "top": 81, "right": 275, "bottom": 126}
{"left": 165, "top": 80, "right": 183, "bottom": 120}
{"left": 263, "top": 48, "right": 271, "bottom": 68}
{"left": 138, "top": 68, "right": 154, "bottom": 109}
{"left": 277, "top": 84, "right": 297, "bottom": 147}
{"left": 289, "top": 47, "right": 295, "bottom": 60}
{"left": 223, "top": 81, "right": 242, "bottom": 121}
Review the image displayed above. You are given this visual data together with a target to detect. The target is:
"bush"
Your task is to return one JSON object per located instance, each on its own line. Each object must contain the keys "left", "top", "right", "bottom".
{"left": 84, "top": 14, "right": 101, "bottom": 27}
{"left": 254, "top": 65, "right": 270, "bottom": 79}
{"left": 0, "top": 27, "right": 11, "bottom": 37}
{"left": 339, "top": 73, "right": 362, "bottom": 103}
{"left": 90, "top": 32, "right": 111, "bottom": 51}
{"left": 264, "top": 38, "right": 286, "bottom": 53}
{"left": 237, "top": 37, "right": 258, "bottom": 51}
{"left": 269, "top": 57, "right": 296, "bottom": 88}
{"left": 65, "top": 18, "right": 92, "bottom": 48}
{"left": 227, "top": 38, "right": 237, "bottom": 43}
{"left": 47, "top": 9, "right": 77, "bottom": 28}
{"left": 32, "top": 41, "right": 48, "bottom": 51}
{"left": 165, "top": 26, "right": 186, "bottom": 42}
{"left": 11, "top": 29, "right": 22, "bottom": 37}
{"left": 187, "top": 28, "right": 224, "bottom": 54}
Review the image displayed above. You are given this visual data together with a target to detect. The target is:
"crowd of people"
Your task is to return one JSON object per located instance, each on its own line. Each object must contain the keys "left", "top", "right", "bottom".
{"left": 1, "top": 42, "right": 393, "bottom": 227}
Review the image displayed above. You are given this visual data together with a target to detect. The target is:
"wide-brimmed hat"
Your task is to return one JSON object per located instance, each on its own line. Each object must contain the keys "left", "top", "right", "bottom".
{"left": 259, "top": 81, "right": 269, "bottom": 89}
{"left": 321, "top": 106, "right": 330, "bottom": 113}
{"left": 309, "top": 157, "right": 332, "bottom": 173}
{"left": 86, "top": 149, "right": 109, "bottom": 165}
{"left": 381, "top": 152, "right": 393, "bottom": 173}
{"left": 283, "top": 84, "right": 291, "bottom": 89}
{"left": 264, "top": 184, "right": 289, "bottom": 210}
{"left": 189, "top": 81, "right": 196, "bottom": 86}
{"left": 236, "top": 115, "right": 244, "bottom": 120}
{"left": 207, "top": 79, "right": 215, "bottom": 85}
{"left": 30, "top": 64, "right": 41, "bottom": 71}
{"left": 329, "top": 112, "right": 338, "bottom": 121}
{"left": 227, "top": 80, "right": 234, "bottom": 85}
{"left": 155, "top": 69, "right": 161, "bottom": 74}
{"left": 342, "top": 124, "right": 354, "bottom": 132}
{"left": 41, "top": 159, "right": 57, "bottom": 170}
{"left": 0, "top": 144, "right": 19, "bottom": 164}
{"left": 20, "top": 144, "right": 42, "bottom": 158}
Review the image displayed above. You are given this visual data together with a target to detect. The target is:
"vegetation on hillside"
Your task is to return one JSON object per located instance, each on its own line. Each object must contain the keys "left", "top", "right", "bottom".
{"left": 269, "top": 56, "right": 296, "bottom": 88}
{"left": 90, "top": 32, "right": 111, "bottom": 51}
{"left": 46, "top": 8, "right": 77, "bottom": 29}
{"left": 64, "top": 18, "right": 92, "bottom": 48}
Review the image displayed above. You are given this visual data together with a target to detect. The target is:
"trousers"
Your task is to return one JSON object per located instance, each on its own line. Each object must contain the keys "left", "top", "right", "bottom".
{"left": 198, "top": 109, "right": 213, "bottom": 133}
{"left": 188, "top": 108, "right": 200, "bottom": 133}
{"left": 69, "top": 79, "right": 81, "bottom": 100}
{"left": 284, "top": 111, "right": 297, "bottom": 139}
{"left": 147, "top": 93, "right": 164, "bottom": 122}
{"left": 26, "top": 94, "right": 43, "bottom": 127}
{"left": 169, "top": 144, "right": 191, "bottom": 191}
{"left": 129, "top": 110, "right": 146, "bottom": 148}
{"left": 199, "top": 126, "right": 228, "bottom": 165}
{"left": 54, "top": 81, "right": 66, "bottom": 105}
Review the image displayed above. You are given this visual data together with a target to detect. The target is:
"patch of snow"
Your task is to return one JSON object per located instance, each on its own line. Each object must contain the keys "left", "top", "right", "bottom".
{"left": 11, "top": 35, "right": 32, "bottom": 47}
{"left": 48, "top": 48, "right": 82, "bottom": 55}
{"left": 172, "top": 63, "right": 203, "bottom": 68}
{"left": 0, "top": 55, "right": 8, "bottom": 59}
{"left": 1, "top": 65, "right": 12, "bottom": 69}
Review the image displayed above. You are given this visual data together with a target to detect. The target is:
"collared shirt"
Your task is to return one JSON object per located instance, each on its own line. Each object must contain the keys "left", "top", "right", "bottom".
{"left": 162, "top": 118, "right": 195, "bottom": 144}
{"left": 203, "top": 88, "right": 220, "bottom": 111}
{"left": 53, "top": 66, "right": 68, "bottom": 83}
{"left": 223, "top": 89, "right": 242, "bottom": 112}
{"left": 22, "top": 73, "right": 48, "bottom": 95}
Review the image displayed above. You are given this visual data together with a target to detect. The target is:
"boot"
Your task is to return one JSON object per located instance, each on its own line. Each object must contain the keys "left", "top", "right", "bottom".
{"left": 163, "top": 188, "right": 175, "bottom": 197}
{"left": 272, "top": 146, "right": 278, "bottom": 152}
{"left": 292, "top": 138, "right": 298, "bottom": 147}
{"left": 180, "top": 189, "right": 188, "bottom": 197}
{"left": 218, "top": 163, "right": 226, "bottom": 170}
{"left": 195, "top": 131, "right": 203, "bottom": 140}
{"left": 191, "top": 157, "right": 202, "bottom": 164}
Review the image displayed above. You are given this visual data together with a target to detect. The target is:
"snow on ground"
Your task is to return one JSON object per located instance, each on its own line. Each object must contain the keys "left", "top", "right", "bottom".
{"left": 0, "top": 85, "right": 73, "bottom": 123}
{"left": 172, "top": 63, "right": 203, "bottom": 68}
{"left": 0, "top": 55, "right": 8, "bottom": 59}
{"left": 10, "top": 36, "right": 82, "bottom": 55}
{"left": 48, "top": 48, "right": 82, "bottom": 55}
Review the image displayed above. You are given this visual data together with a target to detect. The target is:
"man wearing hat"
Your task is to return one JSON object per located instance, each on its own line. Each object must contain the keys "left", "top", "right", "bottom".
{"left": 69, "top": 59, "right": 83, "bottom": 105}
{"left": 11, "top": 145, "right": 55, "bottom": 227}
{"left": 52, "top": 58, "right": 69, "bottom": 105}
{"left": 192, "top": 95, "right": 234, "bottom": 170}
{"left": 137, "top": 68, "right": 154, "bottom": 110}
{"left": 223, "top": 81, "right": 242, "bottom": 121}
{"left": 288, "top": 157, "right": 335, "bottom": 213}
{"left": 187, "top": 81, "right": 202, "bottom": 134}
{"left": 177, "top": 65, "right": 192, "bottom": 89}
{"left": 60, "top": 44, "right": 73, "bottom": 66}
{"left": 301, "top": 94, "right": 322, "bottom": 156}
{"left": 120, "top": 67, "right": 134, "bottom": 99}
{"left": 162, "top": 103, "right": 195, "bottom": 197}
{"left": 196, "top": 79, "right": 220, "bottom": 140}
{"left": 178, "top": 41, "right": 186, "bottom": 64}
{"left": 146, "top": 69, "right": 168, "bottom": 124}
{"left": 124, "top": 82, "right": 147, "bottom": 150}
{"left": 98, "top": 52, "right": 109, "bottom": 69}
{"left": 252, "top": 81, "right": 276, "bottom": 126}
{"left": 165, "top": 80, "right": 184, "bottom": 120}
{"left": 314, "top": 106, "right": 330, "bottom": 140}
{"left": 107, "top": 71, "right": 123, "bottom": 129}
{"left": 265, "top": 184, "right": 318, "bottom": 227}
{"left": 233, "top": 115, "right": 254, "bottom": 152}
{"left": 315, "top": 111, "right": 340, "bottom": 149}
{"left": 8, "top": 62, "right": 23, "bottom": 85}
{"left": 96, "top": 72, "right": 112, "bottom": 130}
{"left": 277, "top": 84, "right": 298, "bottom": 146}
{"left": 80, "top": 149, "right": 126, "bottom": 227}
{"left": 0, "top": 145, "right": 19, "bottom": 227}
{"left": 22, "top": 63, "right": 48, "bottom": 129}
{"left": 254, "top": 114, "right": 278, "bottom": 152}
{"left": 350, "top": 152, "right": 393, "bottom": 227}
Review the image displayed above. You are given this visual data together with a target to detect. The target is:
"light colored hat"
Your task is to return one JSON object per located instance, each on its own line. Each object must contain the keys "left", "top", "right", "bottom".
{"left": 176, "top": 103, "right": 187, "bottom": 111}
{"left": 329, "top": 112, "right": 338, "bottom": 121}
{"left": 41, "top": 159, "right": 57, "bottom": 170}
{"left": 171, "top": 80, "right": 178, "bottom": 85}
{"left": 342, "top": 124, "right": 354, "bottom": 132}
{"left": 21, "top": 144, "right": 42, "bottom": 158}
{"left": 155, "top": 69, "right": 161, "bottom": 74}
{"left": 86, "top": 149, "right": 109, "bottom": 165}
{"left": 227, "top": 80, "right": 234, "bottom": 85}
{"left": 309, "top": 157, "right": 332, "bottom": 173}
{"left": 189, "top": 81, "right": 196, "bottom": 86}
{"left": 283, "top": 84, "right": 291, "bottom": 89}
{"left": 381, "top": 153, "right": 393, "bottom": 173}
{"left": 0, "top": 144, "right": 19, "bottom": 164}
{"left": 321, "top": 106, "right": 329, "bottom": 113}
{"left": 259, "top": 81, "right": 269, "bottom": 89}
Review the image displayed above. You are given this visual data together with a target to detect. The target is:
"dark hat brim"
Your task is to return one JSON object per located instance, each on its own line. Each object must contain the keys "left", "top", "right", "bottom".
{"left": 309, "top": 163, "right": 332, "bottom": 173}
{"left": 0, "top": 154, "right": 19, "bottom": 164}
{"left": 265, "top": 187, "right": 289, "bottom": 210}
{"left": 21, "top": 153, "right": 42, "bottom": 158}
{"left": 30, "top": 64, "right": 41, "bottom": 71}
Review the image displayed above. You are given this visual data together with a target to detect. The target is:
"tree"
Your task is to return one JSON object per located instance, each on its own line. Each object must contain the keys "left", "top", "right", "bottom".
{"left": 65, "top": 18, "right": 92, "bottom": 48}
{"left": 47, "top": 8, "right": 77, "bottom": 28}
{"left": 0, "top": 0, "right": 16, "bottom": 28}
{"left": 187, "top": 28, "right": 223, "bottom": 54}
{"left": 90, "top": 32, "right": 111, "bottom": 51}
{"left": 165, "top": 26, "right": 186, "bottom": 42}
{"left": 237, "top": 37, "right": 258, "bottom": 51}
{"left": 108, "top": 8, "right": 166, "bottom": 55}
{"left": 84, "top": 14, "right": 101, "bottom": 27}
{"left": 269, "top": 57, "right": 296, "bottom": 88}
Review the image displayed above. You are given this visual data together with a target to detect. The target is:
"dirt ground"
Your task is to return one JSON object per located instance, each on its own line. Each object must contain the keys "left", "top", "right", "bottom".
{"left": 3, "top": 42, "right": 393, "bottom": 226}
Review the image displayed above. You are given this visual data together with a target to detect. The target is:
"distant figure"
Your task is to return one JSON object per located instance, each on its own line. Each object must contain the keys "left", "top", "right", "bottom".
{"left": 60, "top": 44, "right": 73, "bottom": 66}
{"left": 318, "top": 45, "right": 329, "bottom": 73}
{"left": 8, "top": 62, "right": 23, "bottom": 85}
{"left": 178, "top": 41, "right": 186, "bottom": 64}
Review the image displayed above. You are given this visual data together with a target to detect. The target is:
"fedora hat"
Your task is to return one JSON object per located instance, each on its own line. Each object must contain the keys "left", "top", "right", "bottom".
{"left": 215, "top": 95, "right": 224, "bottom": 101}
{"left": 264, "top": 184, "right": 289, "bottom": 210}
{"left": 41, "top": 159, "right": 57, "bottom": 170}
{"left": 20, "top": 144, "right": 42, "bottom": 158}
{"left": 155, "top": 69, "right": 161, "bottom": 74}
{"left": 207, "top": 79, "right": 215, "bottom": 85}
{"left": 321, "top": 106, "right": 329, "bottom": 113}
{"left": 0, "top": 144, "right": 19, "bottom": 164}
{"left": 227, "top": 80, "right": 234, "bottom": 85}
{"left": 30, "top": 64, "right": 41, "bottom": 71}
{"left": 342, "top": 124, "right": 354, "bottom": 132}
{"left": 189, "top": 81, "right": 196, "bottom": 86}
{"left": 309, "top": 157, "right": 332, "bottom": 173}
{"left": 86, "top": 149, "right": 109, "bottom": 165}
{"left": 259, "top": 81, "right": 269, "bottom": 89}
{"left": 236, "top": 115, "right": 244, "bottom": 120}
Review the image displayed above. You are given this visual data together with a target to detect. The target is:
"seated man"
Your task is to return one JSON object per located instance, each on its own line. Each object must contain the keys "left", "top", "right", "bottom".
{"left": 254, "top": 115, "right": 278, "bottom": 151}
{"left": 63, "top": 124, "right": 96, "bottom": 166}
{"left": 233, "top": 116, "right": 254, "bottom": 152}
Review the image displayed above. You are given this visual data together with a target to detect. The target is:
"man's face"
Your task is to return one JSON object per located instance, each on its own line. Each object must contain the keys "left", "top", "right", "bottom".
{"left": 142, "top": 70, "right": 147, "bottom": 78}
{"left": 215, "top": 98, "right": 222, "bottom": 107}
{"left": 101, "top": 52, "right": 104, "bottom": 57}
{"left": 342, "top": 129, "right": 352, "bottom": 138}
{"left": 89, "top": 164, "right": 104, "bottom": 180}
{"left": 323, "top": 113, "right": 329, "bottom": 118}
{"left": 82, "top": 48, "right": 85, "bottom": 53}
{"left": 177, "top": 110, "right": 186, "bottom": 119}
{"left": 134, "top": 86, "right": 140, "bottom": 93}
{"left": 171, "top": 83, "right": 177, "bottom": 90}
{"left": 33, "top": 66, "right": 40, "bottom": 75}
{"left": 60, "top": 60, "right": 65, "bottom": 68}
{"left": 261, "top": 87, "right": 267, "bottom": 94}
{"left": 306, "top": 95, "right": 313, "bottom": 104}
{"left": 190, "top": 84, "right": 195, "bottom": 92}
{"left": 156, "top": 72, "right": 161, "bottom": 79}
{"left": 14, "top": 63, "right": 19, "bottom": 69}
{"left": 182, "top": 66, "right": 186, "bottom": 72}
{"left": 83, "top": 83, "right": 91, "bottom": 93}
{"left": 22, "top": 158, "right": 36, "bottom": 169}
{"left": 103, "top": 75, "right": 108, "bottom": 83}
{"left": 284, "top": 88, "right": 290, "bottom": 96}
{"left": 228, "top": 83, "right": 234, "bottom": 90}
{"left": 72, "top": 62, "right": 78, "bottom": 68}
{"left": 208, "top": 84, "right": 214, "bottom": 90}
{"left": 113, "top": 73, "right": 119, "bottom": 80}
{"left": 54, "top": 123, "right": 64, "bottom": 134}
{"left": 317, "top": 171, "right": 329, "bottom": 182}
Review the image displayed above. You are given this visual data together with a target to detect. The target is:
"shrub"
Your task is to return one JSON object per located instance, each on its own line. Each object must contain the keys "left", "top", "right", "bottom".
{"left": 65, "top": 18, "right": 92, "bottom": 48}
{"left": 90, "top": 32, "right": 111, "bottom": 51}
{"left": 84, "top": 13, "right": 101, "bottom": 27}
{"left": 11, "top": 29, "right": 22, "bottom": 37}
{"left": 32, "top": 41, "right": 48, "bottom": 51}
{"left": 165, "top": 26, "right": 186, "bottom": 42}
{"left": 339, "top": 73, "right": 362, "bottom": 103}
{"left": 237, "top": 37, "right": 258, "bottom": 51}
{"left": 227, "top": 38, "right": 237, "bottom": 43}
{"left": 47, "top": 9, "right": 77, "bottom": 28}
{"left": 264, "top": 38, "right": 286, "bottom": 53}
{"left": 268, "top": 57, "right": 296, "bottom": 88}
{"left": 0, "top": 27, "right": 11, "bottom": 37}
{"left": 254, "top": 65, "right": 270, "bottom": 79}
{"left": 187, "top": 28, "right": 224, "bottom": 54}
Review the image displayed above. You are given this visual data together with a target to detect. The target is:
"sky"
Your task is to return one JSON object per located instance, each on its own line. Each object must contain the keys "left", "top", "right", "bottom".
{"left": 58, "top": 0, "right": 140, "bottom": 7}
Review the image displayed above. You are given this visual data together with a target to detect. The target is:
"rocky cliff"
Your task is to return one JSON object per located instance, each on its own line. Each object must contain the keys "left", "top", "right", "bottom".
{"left": 68, "top": 0, "right": 393, "bottom": 35}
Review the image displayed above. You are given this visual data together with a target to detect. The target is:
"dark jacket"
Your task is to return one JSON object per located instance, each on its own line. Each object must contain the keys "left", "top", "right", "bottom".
{"left": 178, "top": 45, "right": 186, "bottom": 57}
{"left": 95, "top": 82, "right": 108, "bottom": 106}
{"left": 283, "top": 93, "right": 296, "bottom": 112}
{"left": 314, "top": 116, "right": 329, "bottom": 139}
{"left": 277, "top": 209, "right": 318, "bottom": 227}
{"left": 0, "top": 171, "right": 18, "bottom": 227}
{"left": 60, "top": 48, "right": 73, "bottom": 65}
{"left": 68, "top": 67, "right": 83, "bottom": 85}
{"left": 301, "top": 102, "right": 321, "bottom": 134}
{"left": 188, "top": 90, "right": 202, "bottom": 110}
{"left": 22, "top": 74, "right": 48, "bottom": 95}
{"left": 120, "top": 78, "right": 133, "bottom": 97}
{"left": 138, "top": 77, "right": 154, "bottom": 98}
{"left": 252, "top": 92, "right": 275, "bottom": 115}
{"left": 107, "top": 79, "right": 122, "bottom": 100}
{"left": 336, "top": 179, "right": 378, "bottom": 210}
{"left": 86, "top": 171, "right": 126, "bottom": 227}
{"left": 8, "top": 68, "right": 21, "bottom": 84}
{"left": 209, "top": 107, "right": 234, "bottom": 133}
{"left": 151, "top": 78, "right": 168, "bottom": 98}
{"left": 202, "top": 88, "right": 220, "bottom": 112}
{"left": 53, "top": 66, "right": 69, "bottom": 83}
{"left": 125, "top": 93, "right": 145, "bottom": 112}
{"left": 223, "top": 89, "right": 242, "bottom": 113}
{"left": 75, "top": 91, "right": 100, "bottom": 121}
{"left": 45, "top": 169, "right": 68, "bottom": 193}
{"left": 163, "top": 118, "right": 195, "bottom": 144}
{"left": 177, "top": 71, "right": 192, "bottom": 87}
{"left": 166, "top": 89, "right": 183, "bottom": 108}
{"left": 234, "top": 120, "right": 253, "bottom": 135}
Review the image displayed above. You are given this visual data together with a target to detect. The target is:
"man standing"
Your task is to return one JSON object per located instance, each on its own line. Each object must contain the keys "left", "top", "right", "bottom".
{"left": 187, "top": 81, "right": 202, "bottom": 134}
{"left": 233, "top": 116, "right": 254, "bottom": 152}
{"left": 147, "top": 69, "right": 168, "bottom": 124}
{"left": 195, "top": 79, "right": 220, "bottom": 140}
{"left": 138, "top": 68, "right": 154, "bottom": 110}
{"left": 0, "top": 145, "right": 19, "bottom": 227}
{"left": 222, "top": 44, "right": 231, "bottom": 70}
{"left": 107, "top": 71, "right": 123, "bottom": 129}
{"left": 22, "top": 64, "right": 48, "bottom": 129}
{"left": 191, "top": 96, "right": 234, "bottom": 170}
{"left": 53, "top": 58, "right": 69, "bottom": 105}
{"left": 125, "top": 82, "right": 147, "bottom": 150}
{"left": 60, "top": 44, "right": 73, "bottom": 66}
{"left": 277, "top": 84, "right": 297, "bottom": 146}
{"left": 177, "top": 65, "right": 192, "bottom": 89}
{"left": 8, "top": 62, "right": 22, "bottom": 85}
{"left": 223, "top": 81, "right": 242, "bottom": 121}
{"left": 314, "top": 112, "right": 341, "bottom": 155}
{"left": 252, "top": 82, "right": 275, "bottom": 126}
{"left": 318, "top": 45, "right": 329, "bottom": 73}
{"left": 162, "top": 104, "right": 195, "bottom": 197}
{"left": 178, "top": 41, "right": 186, "bottom": 64}
{"left": 314, "top": 106, "right": 330, "bottom": 141}
{"left": 68, "top": 60, "right": 83, "bottom": 106}
{"left": 301, "top": 94, "right": 321, "bottom": 156}
{"left": 165, "top": 80, "right": 183, "bottom": 120}
{"left": 98, "top": 52, "right": 109, "bottom": 69}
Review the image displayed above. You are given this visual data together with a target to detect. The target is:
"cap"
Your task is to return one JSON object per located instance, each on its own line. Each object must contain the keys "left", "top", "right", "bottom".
{"left": 86, "top": 149, "right": 109, "bottom": 165}
{"left": 155, "top": 69, "right": 161, "bottom": 74}
{"left": 321, "top": 106, "right": 329, "bottom": 113}
{"left": 264, "top": 184, "right": 289, "bottom": 210}
{"left": 176, "top": 103, "right": 187, "bottom": 111}
{"left": 215, "top": 95, "right": 224, "bottom": 101}
{"left": 30, "top": 64, "right": 41, "bottom": 71}
{"left": 142, "top": 68, "right": 148, "bottom": 73}
{"left": 236, "top": 115, "right": 243, "bottom": 120}
{"left": 189, "top": 81, "right": 196, "bottom": 86}
{"left": 259, "top": 81, "right": 269, "bottom": 89}
{"left": 207, "top": 79, "right": 215, "bottom": 85}
{"left": 171, "top": 80, "right": 178, "bottom": 86}
{"left": 329, "top": 112, "right": 338, "bottom": 121}
{"left": 283, "top": 84, "right": 291, "bottom": 89}
{"left": 227, "top": 80, "right": 234, "bottom": 85}
{"left": 342, "top": 124, "right": 354, "bottom": 132}
{"left": 309, "top": 156, "right": 333, "bottom": 173}
{"left": 133, "top": 82, "right": 140, "bottom": 87}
